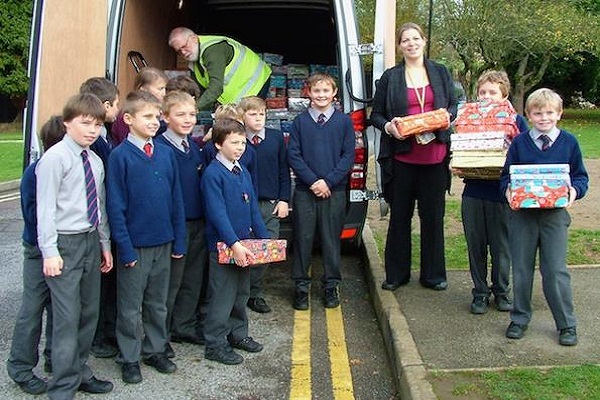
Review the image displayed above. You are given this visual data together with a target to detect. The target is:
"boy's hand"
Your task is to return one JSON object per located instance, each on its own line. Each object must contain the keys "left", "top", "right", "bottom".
{"left": 273, "top": 201, "right": 289, "bottom": 218}
{"left": 125, "top": 260, "right": 137, "bottom": 268}
{"left": 568, "top": 186, "right": 578, "bottom": 208}
{"left": 203, "top": 128, "right": 213, "bottom": 142}
{"left": 310, "top": 179, "right": 331, "bottom": 198}
{"left": 231, "top": 241, "right": 254, "bottom": 268}
{"left": 505, "top": 188, "right": 518, "bottom": 210}
{"left": 100, "top": 250, "right": 113, "bottom": 273}
{"left": 172, "top": 253, "right": 184, "bottom": 259}
{"left": 43, "top": 256, "right": 64, "bottom": 277}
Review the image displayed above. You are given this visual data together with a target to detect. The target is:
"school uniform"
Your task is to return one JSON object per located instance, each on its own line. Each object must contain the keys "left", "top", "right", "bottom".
{"left": 462, "top": 114, "right": 529, "bottom": 299}
{"left": 202, "top": 138, "right": 259, "bottom": 196}
{"left": 36, "top": 135, "right": 110, "bottom": 399}
{"left": 499, "top": 128, "right": 589, "bottom": 330}
{"left": 7, "top": 160, "right": 52, "bottom": 385}
{"left": 287, "top": 108, "right": 355, "bottom": 292}
{"left": 107, "top": 135, "right": 186, "bottom": 364}
{"left": 156, "top": 131, "right": 207, "bottom": 340}
{"left": 201, "top": 155, "right": 269, "bottom": 352}
{"left": 247, "top": 127, "right": 291, "bottom": 299}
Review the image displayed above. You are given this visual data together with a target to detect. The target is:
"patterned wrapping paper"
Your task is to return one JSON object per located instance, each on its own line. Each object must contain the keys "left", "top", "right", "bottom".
{"left": 393, "top": 108, "right": 450, "bottom": 137}
{"left": 217, "top": 239, "right": 287, "bottom": 265}
{"left": 454, "top": 99, "right": 519, "bottom": 139}
{"left": 509, "top": 164, "right": 571, "bottom": 209}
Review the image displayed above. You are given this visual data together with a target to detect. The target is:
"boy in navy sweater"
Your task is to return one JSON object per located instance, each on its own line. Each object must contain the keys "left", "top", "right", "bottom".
{"left": 500, "top": 88, "right": 588, "bottom": 346}
{"left": 240, "top": 96, "right": 291, "bottom": 314}
{"left": 459, "top": 70, "right": 529, "bottom": 315}
{"left": 7, "top": 116, "right": 64, "bottom": 395}
{"left": 287, "top": 73, "right": 355, "bottom": 310}
{"left": 107, "top": 90, "right": 186, "bottom": 383}
{"left": 155, "top": 91, "right": 207, "bottom": 355}
{"left": 201, "top": 118, "right": 270, "bottom": 365}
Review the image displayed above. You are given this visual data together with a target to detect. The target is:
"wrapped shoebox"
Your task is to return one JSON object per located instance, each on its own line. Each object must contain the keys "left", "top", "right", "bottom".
{"left": 288, "top": 97, "right": 310, "bottom": 112}
{"left": 287, "top": 64, "right": 310, "bottom": 79}
{"left": 271, "top": 65, "right": 288, "bottom": 75}
{"left": 309, "top": 64, "right": 328, "bottom": 74}
{"left": 265, "top": 119, "right": 282, "bottom": 130}
{"left": 269, "top": 75, "right": 287, "bottom": 89}
{"left": 287, "top": 78, "right": 306, "bottom": 90}
{"left": 266, "top": 97, "right": 288, "bottom": 110}
{"left": 509, "top": 164, "right": 571, "bottom": 209}
{"left": 268, "top": 87, "right": 287, "bottom": 98}
{"left": 287, "top": 89, "right": 303, "bottom": 98}
{"left": 262, "top": 52, "right": 284, "bottom": 66}
{"left": 217, "top": 239, "right": 287, "bottom": 265}
{"left": 450, "top": 132, "right": 508, "bottom": 151}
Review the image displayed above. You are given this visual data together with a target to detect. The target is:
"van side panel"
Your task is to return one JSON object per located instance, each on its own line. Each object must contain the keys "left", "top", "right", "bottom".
{"left": 34, "top": 0, "right": 108, "bottom": 131}
{"left": 115, "top": 0, "right": 180, "bottom": 94}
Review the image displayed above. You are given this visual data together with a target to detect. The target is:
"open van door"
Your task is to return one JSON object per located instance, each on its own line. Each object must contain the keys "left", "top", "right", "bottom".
{"left": 23, "top": 0, "right": 109, "bottom": 167}
{"left": 370, "top": 0, "right": 396, "bottom": 217}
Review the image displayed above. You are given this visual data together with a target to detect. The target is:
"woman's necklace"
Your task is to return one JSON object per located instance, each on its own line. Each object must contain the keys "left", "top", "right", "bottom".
{"left": 406, "top": 68, "right": 426, "bottom": 113}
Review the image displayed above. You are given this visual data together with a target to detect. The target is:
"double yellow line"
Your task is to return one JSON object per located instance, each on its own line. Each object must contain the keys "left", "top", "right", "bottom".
{"left": 289, "top": 303, "right": 355, "bottom": 399}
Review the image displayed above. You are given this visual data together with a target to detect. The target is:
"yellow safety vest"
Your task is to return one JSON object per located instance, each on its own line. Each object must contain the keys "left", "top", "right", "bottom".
{"left": 193, "top": 35, "right": 272, "bottom": 104}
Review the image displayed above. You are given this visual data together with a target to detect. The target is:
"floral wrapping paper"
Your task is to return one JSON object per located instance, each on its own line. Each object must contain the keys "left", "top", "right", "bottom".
{"left": 217, "top": 239, "right": 287, "bottom": 265}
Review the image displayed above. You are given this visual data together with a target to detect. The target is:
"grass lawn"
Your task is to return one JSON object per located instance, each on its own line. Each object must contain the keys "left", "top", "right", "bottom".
{"left": 0, "top": 131, "right": 24, "bottom": 182}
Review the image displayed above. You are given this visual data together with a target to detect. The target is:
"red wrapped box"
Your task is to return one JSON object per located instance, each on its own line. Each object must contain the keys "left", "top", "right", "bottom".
{"left": 217, "top": 239, "right": 287, "bottom": 265}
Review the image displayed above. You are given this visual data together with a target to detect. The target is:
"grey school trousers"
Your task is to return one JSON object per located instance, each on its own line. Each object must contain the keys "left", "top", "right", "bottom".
{"left": 116, "top": 243, "right": 171, "bottom": 363}
{"left": 7, "top": 242, "right": 52, "bottom": 383}
{"left": 249, "top": 200, "right": 280, "bottom": 298}
{"left": 509, "top": 208, "right": 577, "bottom": 330}
{"left": 46, "top": 231, "right": 101, "bottom": 400}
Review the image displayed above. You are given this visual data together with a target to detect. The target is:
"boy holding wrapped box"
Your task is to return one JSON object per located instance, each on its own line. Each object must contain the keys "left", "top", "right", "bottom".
{"left": 201, "top": 118, "right": 270, "bottom": 365}
{"left": 459, "top": 70, "right": 529, "bottom": 315}
{"left": 499, "top": 88, "right": 589, "bottom": 346}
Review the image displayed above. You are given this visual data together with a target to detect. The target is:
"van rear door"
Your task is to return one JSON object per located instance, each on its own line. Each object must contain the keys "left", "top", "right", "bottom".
{"left": 24, "top": 0, "right": 109, "bottom": 166}
{"left": 370, "top": 0, "right": 396, "bottom": 216}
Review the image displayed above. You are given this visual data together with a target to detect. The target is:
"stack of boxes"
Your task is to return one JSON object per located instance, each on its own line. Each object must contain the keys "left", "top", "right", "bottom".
{"left": 508, "top": 164, "right": 571, "bottom": 209}
{"left": 450, "top": 100, "right": 519, "bottom": 179}
{"left": 260, "top": 52, "right": 339, "bottom": 136}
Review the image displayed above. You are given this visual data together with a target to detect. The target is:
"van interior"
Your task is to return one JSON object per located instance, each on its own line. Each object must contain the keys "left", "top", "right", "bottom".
{"left": 115, "top": 0, "right": 339, "bottom": 96}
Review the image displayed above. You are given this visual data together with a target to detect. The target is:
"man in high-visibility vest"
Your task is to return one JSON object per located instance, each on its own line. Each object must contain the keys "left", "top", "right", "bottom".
{"left": 169, "top": 27, "right": 272, "bottom": 111}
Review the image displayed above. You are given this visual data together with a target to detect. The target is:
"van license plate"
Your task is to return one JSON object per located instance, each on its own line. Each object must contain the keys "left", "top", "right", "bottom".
{"left": 350, "top": 190, "right": 365, "bottom": 202}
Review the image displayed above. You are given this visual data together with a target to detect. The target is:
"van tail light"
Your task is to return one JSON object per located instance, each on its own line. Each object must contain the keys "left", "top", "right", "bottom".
{"left": 350, "top": 109, "right": 366, "bottom": 132}
{"left": 349, "top": 113, "right": 366, "bottom": 190}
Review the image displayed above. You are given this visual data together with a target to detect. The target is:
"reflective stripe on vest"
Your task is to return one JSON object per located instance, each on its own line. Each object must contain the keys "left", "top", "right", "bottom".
{"left": 193, "top": 35, "right": 271, "bottom": 104}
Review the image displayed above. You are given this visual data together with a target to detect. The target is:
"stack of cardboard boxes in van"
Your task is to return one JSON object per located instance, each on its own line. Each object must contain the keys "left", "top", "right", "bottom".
{"left": 261, "top": 52, "right": 339, "bottom": 136}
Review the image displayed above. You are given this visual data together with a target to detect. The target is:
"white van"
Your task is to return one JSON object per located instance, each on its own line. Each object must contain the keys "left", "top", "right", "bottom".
{"left": 24, "top": 0, "right": 380, "bottom": 247}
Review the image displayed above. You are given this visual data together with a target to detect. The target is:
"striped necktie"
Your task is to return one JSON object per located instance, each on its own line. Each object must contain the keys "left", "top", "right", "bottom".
{"left": 540, "top": 134, "right": 551, "bottom": 151}
{"left": 182, "top": 139, "right": 190, "bottom": 154}
{"left": 252, "top": 135, "right": 260, "bottom": 145}
{"left": 144, "top": 142, "right": 153, "bottom": 157}
{"left": 317, "top": 113, "right": 326, "bottom": 125}
{"left": 81, "top": 150, "right": 99, "bottom": 228}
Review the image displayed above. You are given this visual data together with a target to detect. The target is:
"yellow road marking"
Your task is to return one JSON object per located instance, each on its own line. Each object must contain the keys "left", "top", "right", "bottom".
{"left": 290, "top": 308, "right": 311, "bottom": 399}
{"left": 326, "top": 306, "right": 355, "bottom": 400}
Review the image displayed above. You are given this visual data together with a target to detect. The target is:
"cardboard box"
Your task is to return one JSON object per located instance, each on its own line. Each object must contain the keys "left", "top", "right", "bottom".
{"left": 217, "top": 239, "right": 287, "bottom": 265}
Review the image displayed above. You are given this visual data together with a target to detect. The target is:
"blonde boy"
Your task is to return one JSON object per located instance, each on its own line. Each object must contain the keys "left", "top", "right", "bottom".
{"left": 499, "top": 88, "right": 589, "bottom": 345}
{"left": 155, "top": 91, "right": 207, "bottom": 354}
{"left": 107, "top": 90, "right": 186, "bottom": 383}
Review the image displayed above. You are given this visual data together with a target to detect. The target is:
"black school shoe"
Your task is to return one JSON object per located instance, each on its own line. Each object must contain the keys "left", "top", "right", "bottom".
{"left": 293, "top": 290, "right": 309, "bottom": 310}
{"left": 17, "top": 375, "right": 47, "bottom": 395}
{"left": 506, "top": 322, "right": 528, "bottom": 339}
{"left": 205, "top": 346, "right": 243, "bottom": 365}
{"left": 143, "top": 355, "right": 177, "bottom": 373}
{"left": 247, "top": 297, "right": 272, "bottom": 313}
{"left": 559, "top": 327, "right": 578, "bottom": 346}
{"left": 323, "top": 288, "right": 340, "bottom": 308}
{"left": 78, "top": 377, "right": 114, "bottom": 394}
{"left": 164, "top": 342, "right": 175, "bottom": 358}
{"left": 230, "top": 336, "right": 263, "bottom": 353}
{"left": 121, "top": 362, "right": 142, "bottom": 384}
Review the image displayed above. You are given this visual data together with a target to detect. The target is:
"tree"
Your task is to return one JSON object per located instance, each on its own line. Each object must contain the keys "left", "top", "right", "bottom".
{"left": 434, "top": 0, "right": 599, "bottom": 112}
{"left": 0, "top": 0, "right": 33, "bottom": 120}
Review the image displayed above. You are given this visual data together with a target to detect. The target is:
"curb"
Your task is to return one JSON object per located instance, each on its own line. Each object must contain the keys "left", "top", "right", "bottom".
{"left": 0, "top": 179, "right": 20, "bottom": 193}
{"left": 362, "top": 223, "right": 437, "bottom": 400}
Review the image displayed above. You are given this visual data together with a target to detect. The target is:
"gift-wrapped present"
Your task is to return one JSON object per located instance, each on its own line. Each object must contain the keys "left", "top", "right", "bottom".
{"left": 269, "top": 75, "right": 287, "bottom": 89}
{"left": 509, "top": 164, "right": 571, "bottom": 209}
{"left": 217, "top": 239, "right": 287, "bottom": 265}
{"left": 451, "top": 132, "right": 508, "bottom": 151}
{"left": 454, "top": 99, "right": 519, "bottom": 140}
{"left": 287, "top": 64, "right": 310, "bottom": 79}
{"left": 266, "top": 97, "right": 288, "bottom": 110}
{"left": 288, "top": 97, "right": 310, "bottom": 112}
{"left": 262, "top": 52, "right": 284, "bottom": 66}
{"left": 393, "top": 108, "right": 450, "bottom": 138}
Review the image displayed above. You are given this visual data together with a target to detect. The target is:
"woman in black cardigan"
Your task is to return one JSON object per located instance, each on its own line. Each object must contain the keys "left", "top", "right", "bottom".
{"left": 370, "top": 22, "right": 458, "bottom": 291}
